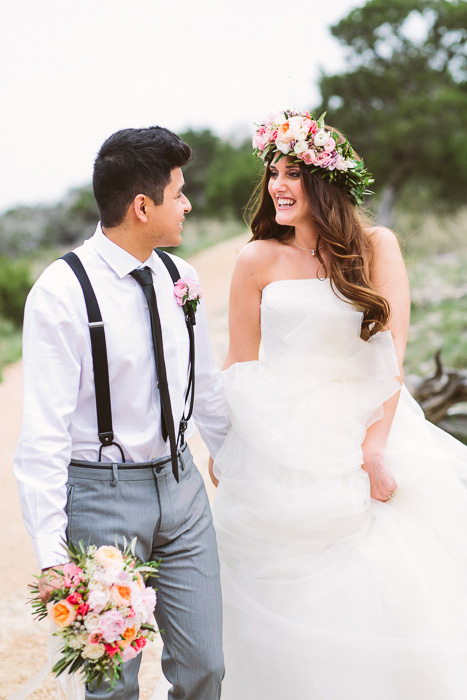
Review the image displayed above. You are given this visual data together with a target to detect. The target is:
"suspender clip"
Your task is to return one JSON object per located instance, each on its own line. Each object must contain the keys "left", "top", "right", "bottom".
{"left": 99, "top": 432, "right": 114, "bottom": 445}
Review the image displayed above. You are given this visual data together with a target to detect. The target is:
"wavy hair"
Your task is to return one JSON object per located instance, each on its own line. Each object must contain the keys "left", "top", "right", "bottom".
{"left": 247, "top": 161, "right": 390, "bottom": 340}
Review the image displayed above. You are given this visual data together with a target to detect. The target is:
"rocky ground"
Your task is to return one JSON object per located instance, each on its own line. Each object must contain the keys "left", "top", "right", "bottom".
{"left": 0, "top": 233, "right": 248, "bottom": 699}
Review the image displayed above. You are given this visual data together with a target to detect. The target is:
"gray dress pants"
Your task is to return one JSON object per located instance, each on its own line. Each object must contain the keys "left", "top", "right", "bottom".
{"left": 66, "top": 446, "right": 224, "bottom": 700}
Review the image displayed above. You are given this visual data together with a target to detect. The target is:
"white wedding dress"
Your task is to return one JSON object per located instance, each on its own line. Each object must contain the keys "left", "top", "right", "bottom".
{"left": 211, "top": 278, "right": 467, "bottom": 700}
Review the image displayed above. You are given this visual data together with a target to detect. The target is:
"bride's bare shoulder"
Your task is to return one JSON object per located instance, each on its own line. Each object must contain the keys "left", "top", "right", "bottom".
{"left": 233, "top": 238, "right": 286, "bottom": 288}
{"left": 366, "top": 225, "right": 401, "bottom": 252}
{"left": 236, "top": 238, "right": 286, "bottom": 265}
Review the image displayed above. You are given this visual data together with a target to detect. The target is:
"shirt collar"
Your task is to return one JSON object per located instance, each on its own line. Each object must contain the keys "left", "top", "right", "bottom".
{"left": 91, "top": 224, "right": 160, "bottom": 279}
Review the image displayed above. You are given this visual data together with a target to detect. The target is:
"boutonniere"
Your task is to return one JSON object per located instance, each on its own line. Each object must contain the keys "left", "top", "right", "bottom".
{"left": 173, "top": 277, "right": 204, "bottom": 324}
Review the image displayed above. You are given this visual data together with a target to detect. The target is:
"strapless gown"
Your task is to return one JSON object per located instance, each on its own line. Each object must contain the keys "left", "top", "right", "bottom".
{"left": 211, "top": 278, "right": 467, "bottom": 700}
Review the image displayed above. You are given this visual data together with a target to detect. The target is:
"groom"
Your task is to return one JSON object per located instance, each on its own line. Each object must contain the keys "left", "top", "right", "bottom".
{"left": 14, "top": 126, "right": 229, "bottom": 699}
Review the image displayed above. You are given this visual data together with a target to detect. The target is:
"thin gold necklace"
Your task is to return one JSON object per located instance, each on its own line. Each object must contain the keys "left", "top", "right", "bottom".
{"left": 293, "top": 237, "right": 317, "bottom": 256}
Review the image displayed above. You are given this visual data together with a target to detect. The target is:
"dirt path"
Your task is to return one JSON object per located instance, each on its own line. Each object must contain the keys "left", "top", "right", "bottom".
{"left": 0, "top": 232, "right": 248, "bottom": 699}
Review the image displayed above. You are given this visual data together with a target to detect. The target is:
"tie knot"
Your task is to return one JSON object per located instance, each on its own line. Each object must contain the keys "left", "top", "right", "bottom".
{"left": 130, "top": 266, "right": 153, "bottom": 287}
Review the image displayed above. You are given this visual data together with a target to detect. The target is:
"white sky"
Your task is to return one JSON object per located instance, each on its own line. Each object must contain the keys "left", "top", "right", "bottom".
{"left": 0, "top": 0, "right": 361, "bottom": 213}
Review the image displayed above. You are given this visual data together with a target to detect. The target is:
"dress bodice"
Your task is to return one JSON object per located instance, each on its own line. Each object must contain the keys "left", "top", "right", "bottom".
{"left": 260, "top": 278, "right": 364, "bottom": 362}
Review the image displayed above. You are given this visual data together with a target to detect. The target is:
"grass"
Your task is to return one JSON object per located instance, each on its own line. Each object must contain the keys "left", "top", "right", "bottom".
{"left": 403, "top": 238, "right": 467, "bottom": 377}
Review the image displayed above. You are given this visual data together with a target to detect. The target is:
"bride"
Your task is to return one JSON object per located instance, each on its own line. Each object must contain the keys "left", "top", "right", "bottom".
{"left": 210, "top": 111, "right": 467, "bottom": 699}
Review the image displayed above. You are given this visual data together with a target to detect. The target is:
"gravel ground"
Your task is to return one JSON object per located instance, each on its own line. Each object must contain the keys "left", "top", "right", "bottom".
{"left": 0, "top": 233, "right": 248, "bottom": 699}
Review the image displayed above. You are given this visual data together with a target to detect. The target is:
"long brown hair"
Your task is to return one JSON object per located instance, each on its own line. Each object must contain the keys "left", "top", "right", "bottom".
{"left": 247, "top": 161, "right": 390, "bottom": 340}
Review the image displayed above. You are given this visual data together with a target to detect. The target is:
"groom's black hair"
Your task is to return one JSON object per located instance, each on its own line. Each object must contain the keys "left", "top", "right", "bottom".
{"left": 93, "top": 126, "right": 193, "bottom": 228}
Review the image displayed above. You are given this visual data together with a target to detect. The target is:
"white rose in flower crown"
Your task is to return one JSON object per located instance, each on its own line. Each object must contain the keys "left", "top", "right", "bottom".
{"left": 334, "top": 154, "right": 348, "bottom": 171}
{"left": 345, "top": 159, "right": 356, "bottom": 168}
{"left": 287, "top": 117, "right": 303, "bottom": 137}
{"left": 275, "top": 140, "right": 291, "bottom": 154}
{"left": 82, "top": 643, "right": 106, "bottom": 661}
{"left": 293, "top": 140, "right": 308, "bottom": 154}
{"left": 313, "top": 130, "right": 329, "bottom": 147}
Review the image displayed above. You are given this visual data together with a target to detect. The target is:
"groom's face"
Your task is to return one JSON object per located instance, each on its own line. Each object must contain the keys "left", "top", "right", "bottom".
{"left": 146, "top": 167, "right": 192, "bottom": 248}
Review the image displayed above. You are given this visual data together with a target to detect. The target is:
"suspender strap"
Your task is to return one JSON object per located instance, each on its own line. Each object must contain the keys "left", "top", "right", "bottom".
{"left": 155, "top": 249, "right": 196, "bottom": 446}
{"left": 61, "top": 252, "right": 123, "bottom": 460}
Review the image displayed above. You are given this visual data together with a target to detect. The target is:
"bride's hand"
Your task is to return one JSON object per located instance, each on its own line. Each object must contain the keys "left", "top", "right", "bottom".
{"left": 208, "top": 456, "right": 219, "bottom": 487}
{"left": 361, "top": 450, "right": 397, "bottom": 502}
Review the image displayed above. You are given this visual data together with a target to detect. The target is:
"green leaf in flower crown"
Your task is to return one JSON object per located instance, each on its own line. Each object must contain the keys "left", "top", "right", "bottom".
{"left": 317, "top": 111, "right": 327, "bottom": 127}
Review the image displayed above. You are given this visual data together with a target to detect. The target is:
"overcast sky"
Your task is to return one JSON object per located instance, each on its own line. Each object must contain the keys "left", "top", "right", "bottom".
{"left": 0, "top": 0, "right": 362, "bottom": 213}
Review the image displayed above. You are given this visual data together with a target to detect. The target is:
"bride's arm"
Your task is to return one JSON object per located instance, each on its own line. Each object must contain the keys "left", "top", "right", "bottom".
{"left": 362, "top": 227, "right": 410, "bottom": 501}
{"left": 223, "top": 242, "right": 264, "bottom": 370}
{"left": 209, "top": 244, "right": 265, "bottom": 486}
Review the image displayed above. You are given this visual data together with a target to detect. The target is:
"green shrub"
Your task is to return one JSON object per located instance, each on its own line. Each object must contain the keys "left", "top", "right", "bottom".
{"left": 0, "top": 256, "right": 33, "bottom": 327}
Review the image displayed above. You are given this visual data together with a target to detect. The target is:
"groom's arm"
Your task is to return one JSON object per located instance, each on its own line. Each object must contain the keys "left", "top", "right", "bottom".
{"left": 14, "top": 267, "right": 84, "bottom": 570}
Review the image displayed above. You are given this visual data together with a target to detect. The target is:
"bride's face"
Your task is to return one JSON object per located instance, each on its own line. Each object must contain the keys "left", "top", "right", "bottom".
{"left": 268, "top": 156, "right": 313, "bottom": 230}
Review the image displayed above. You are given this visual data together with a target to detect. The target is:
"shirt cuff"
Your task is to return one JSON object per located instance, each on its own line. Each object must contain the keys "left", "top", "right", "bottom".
{"left": 33, "top": 534, "right": 69, "bottom": 570}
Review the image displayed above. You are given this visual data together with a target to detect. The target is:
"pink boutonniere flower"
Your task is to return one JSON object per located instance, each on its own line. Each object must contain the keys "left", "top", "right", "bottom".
{"left": 173, "top": 277, "right": 203, "bottom": 324}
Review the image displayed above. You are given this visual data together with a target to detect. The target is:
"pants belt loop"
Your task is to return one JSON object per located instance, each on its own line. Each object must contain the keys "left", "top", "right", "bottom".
{"left": 111, "top": 463, "right": 119, "bottom": 487}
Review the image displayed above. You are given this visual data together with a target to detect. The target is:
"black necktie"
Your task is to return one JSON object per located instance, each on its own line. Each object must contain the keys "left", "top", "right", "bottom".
{"left": 130, "top": 266, "right": 179, "bottom": 482}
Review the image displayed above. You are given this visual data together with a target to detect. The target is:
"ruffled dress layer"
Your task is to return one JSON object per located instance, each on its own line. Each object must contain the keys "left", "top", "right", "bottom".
{"left": 212, "top": 278, "right": 467, "bottom": 700}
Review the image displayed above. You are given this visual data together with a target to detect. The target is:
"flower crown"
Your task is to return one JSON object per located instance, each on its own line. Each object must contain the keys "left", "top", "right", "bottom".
{"left": 252, "top": 110, "right": 374, "bottom": 206}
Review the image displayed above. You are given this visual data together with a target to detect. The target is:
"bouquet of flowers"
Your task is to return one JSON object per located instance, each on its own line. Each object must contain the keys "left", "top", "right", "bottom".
{"left": 29, "top": 538, "right": 159, "bottom": 690}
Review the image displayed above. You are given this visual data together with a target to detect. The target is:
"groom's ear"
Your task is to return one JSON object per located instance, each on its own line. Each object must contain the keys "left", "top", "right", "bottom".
{"left": 133, "top": 194, "right": 149, "bottom": 223}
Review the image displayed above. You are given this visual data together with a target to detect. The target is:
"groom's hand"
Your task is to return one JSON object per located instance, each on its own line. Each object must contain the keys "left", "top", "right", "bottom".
{"left": 38, "top": 566, "right": 63, "bottom": 605}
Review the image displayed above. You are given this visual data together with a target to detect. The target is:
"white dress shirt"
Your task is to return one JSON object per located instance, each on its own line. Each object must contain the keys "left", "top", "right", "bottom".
{"left": 14, "top": 225, "right": 230, "bottom": 569}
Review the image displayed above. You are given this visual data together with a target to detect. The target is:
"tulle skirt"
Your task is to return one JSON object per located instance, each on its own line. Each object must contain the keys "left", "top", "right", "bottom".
{"left": 212, "top": 337, "right": 467, "bottom": 699}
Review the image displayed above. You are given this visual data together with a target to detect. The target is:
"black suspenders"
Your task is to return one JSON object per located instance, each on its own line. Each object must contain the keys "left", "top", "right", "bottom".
{"left": 61, "top": 249, "right": 196, "bottom": 461}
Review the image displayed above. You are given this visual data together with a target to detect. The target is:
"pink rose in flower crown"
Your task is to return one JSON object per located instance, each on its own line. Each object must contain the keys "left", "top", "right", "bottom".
{"left": 308, "top": 120, "right": 318, "bottom": 135}
{"left": 100, "top": 609, "right": 125, "bottom": 643}
{"left": 315, "top": 151, "right": 332, "bottom": 167}
{"left": 252, "top": 132, "right": 266, "bottom": 151}
{"left": 300, "top": 149, "right": 317, "bottom": 165}
{"left": 323, "top": 136, "right": 337, "bottom": 153}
